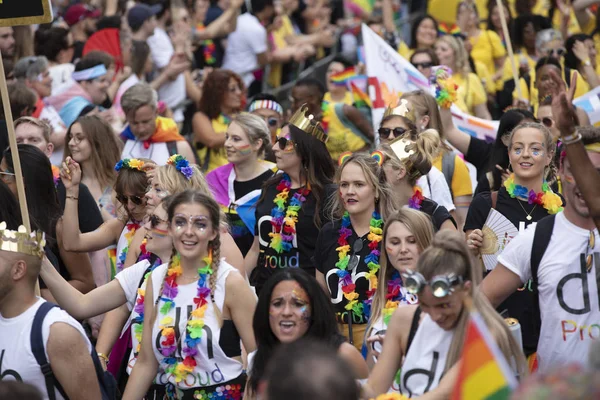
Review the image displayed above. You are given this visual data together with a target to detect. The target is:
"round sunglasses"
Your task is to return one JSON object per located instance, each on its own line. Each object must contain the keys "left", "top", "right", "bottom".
{"left": 378, "top": 127, "right": 408, "bottom": 140}
{"left": 275, "top": 136, "right": 295, "bottom": 151}
{"left": 116, "top": 193, "right": 146, "bottom": 206}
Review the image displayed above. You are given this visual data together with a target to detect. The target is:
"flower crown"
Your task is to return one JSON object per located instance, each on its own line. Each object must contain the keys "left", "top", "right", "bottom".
{"left": 0, "top": 221, "right": 46, "bottom": 259}
{"left": 115, "top": 158, "right": 145, "bottom": 172}
{"left": 167, "top": 154, "right": 194, "bottom": 180}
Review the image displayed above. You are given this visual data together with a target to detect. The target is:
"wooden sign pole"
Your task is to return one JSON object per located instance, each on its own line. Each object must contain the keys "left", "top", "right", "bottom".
{"left": 0, "top": 50, "right": 38, "bottom": 295}
{"left": 496, "top": 0, "right": 524, "bottom": 102}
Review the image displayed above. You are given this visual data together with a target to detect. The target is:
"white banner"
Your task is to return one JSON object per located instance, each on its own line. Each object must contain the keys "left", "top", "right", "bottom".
{"left": 573, "top": 85, "right": 600, "bottom": 127}
{"left": 361, "top": 23, "right": 500, "bottom": 144}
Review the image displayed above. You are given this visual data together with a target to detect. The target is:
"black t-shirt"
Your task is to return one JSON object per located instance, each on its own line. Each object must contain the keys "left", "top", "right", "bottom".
{"left": 464, "top": 187, "right": 559, "bottom": 355}
{"left": 465, "top": 136, "right": 493, "bottom": 180}
{"left": 314, "top": 220, "right": 377, "bottom": 325}
{"left": 251, "top": 179, "right": 332, "bottom": 295}
{"left": 419, "top": 198, "right": 456, "bottom": 231}
{"left": 227, "top": 169, "right": 274, "bottom": 257}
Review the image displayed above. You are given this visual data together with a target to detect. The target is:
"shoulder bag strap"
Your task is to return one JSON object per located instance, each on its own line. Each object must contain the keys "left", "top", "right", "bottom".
{"left": 491, "top": 191, "right": 498, "bottom": 209}
{"left": 405, "top": 307, "right": 422, "bottom": 354}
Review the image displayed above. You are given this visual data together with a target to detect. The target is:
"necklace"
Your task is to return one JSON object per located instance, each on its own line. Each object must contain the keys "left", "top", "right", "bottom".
{"left": 504, "top": 174, "right": 563, "bottom": 216}
{"left": 336, "top": 211, "right": 383, "bottom": 320}
{"left": 117, "top": 221, "right": 141, "bottom": 272}
{"left": 382, "top": 271, "right": 419, "bottom": 326}
{"left": 157, "top": 251, "right": 213, "bottom": 383}
{"left": 408, "top": 186, "right": 424, "bottom": 210}
{"left": 516, "top": 199, "right": 537, "bottom": 221}
{"left": 269, "top": 174, "right": 311, "bottom": 253}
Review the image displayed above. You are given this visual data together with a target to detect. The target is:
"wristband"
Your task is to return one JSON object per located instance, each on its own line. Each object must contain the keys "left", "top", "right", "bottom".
{"left": 562, "top": 132, "right": 582, "bottom": 145}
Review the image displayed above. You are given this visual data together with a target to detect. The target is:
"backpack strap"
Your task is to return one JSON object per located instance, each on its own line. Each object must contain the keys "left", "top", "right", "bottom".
{"left": 491, "top": 191, "right": 498, "bottom": 209}
{"left": 30, "top": 302, "right": 69, "bottom": 400}
{"left": 441, "top": 152, "right": 455, "bottom": 198}
{"left": 529, "top": 214, "right": 557, "bottom": 334}
{"left": 166, "top": 141, "right": 178, "bottom": 156}
{"left": 405, "top": 307, "right": 422, "bottom": 354}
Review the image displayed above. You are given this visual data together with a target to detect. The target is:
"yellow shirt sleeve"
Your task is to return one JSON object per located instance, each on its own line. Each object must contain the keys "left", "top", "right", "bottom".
{"left": 467, "top": 73, "right": 487, "bottom": 108}
{"left": 398, "top": 42, "right": 412, "bottom": 60}
{"left": 450, "top": 155, "right": 473, "bottom": 197}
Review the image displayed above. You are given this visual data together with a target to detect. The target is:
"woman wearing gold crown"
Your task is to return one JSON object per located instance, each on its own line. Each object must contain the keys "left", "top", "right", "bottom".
{"left": 464, "top": 121, "right": 563, "bottom": 367}
{"left": 244, "top": 105, "right": 335, "bottom": 296}
{"left": 313, "top": 151, "right": 399, "bottom": 350}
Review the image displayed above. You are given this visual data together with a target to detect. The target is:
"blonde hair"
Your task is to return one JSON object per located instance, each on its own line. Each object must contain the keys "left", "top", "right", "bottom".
{"left": 231, "top": 113, "right": 271, "bottom": 158}
{"left": 507, "top": 121, "right": 557, "bottom": 184}
{"left": 369, "top": 209, "right": 434, "bottom": 332}
{"left": 400, "top": 91, "right": 449, "bottom": 144}
{"left": 435, "top": 35, "right": 471, "bottom": 75}
{"left": 330, "top": 153, "right": 399, "bottom": 222}
{"left": 379, "top": 129, "right": 441, "bottom": 186}
{"left": 417, "top": 230, "right": 528, "bottom": 377}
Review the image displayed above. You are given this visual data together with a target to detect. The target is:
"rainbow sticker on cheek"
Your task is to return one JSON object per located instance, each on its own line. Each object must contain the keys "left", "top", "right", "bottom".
{"left": 300, "top": 305, "right": 311, "bottom": 322}
{"left": 238, "top": 144, "right": 253, "bottom": 155}
{"left": 151, "top": 227, "right": 169, "bottom": 238}
{"left": 563, "top": 174, "right": 576, "bottom": 184}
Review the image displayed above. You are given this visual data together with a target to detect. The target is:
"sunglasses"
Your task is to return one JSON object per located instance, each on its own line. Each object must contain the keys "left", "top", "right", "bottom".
{"left": 546, "top": 48, "right": 566, "bottom": 57}
{"left": 275, "top": 136, "right": 295, "bottom": 151}
{"left": 412, "top": 61, "right": 434, "bottom": 69}
{"left": 267, "top": 117, "right": 279, "bottom": 127}
{"left": 541, "top": 117, "right": 554, "bottom": 128}
{"left": 586, "top": 231, "right": 596, "bottom": 273}
{"left": 378, "top": 127, "right": 407, "bottom": 140}
{"left": 347, "top": 239, "right": 364, "bottom": 271}
{"left": 403, "top": 271, "right": 464, "bottom": 298}
{"left": 116, "top": 193, "right": 146, "bottom": 206}
{"left": 149, "top": 213, "right": 168, "bottom": 229}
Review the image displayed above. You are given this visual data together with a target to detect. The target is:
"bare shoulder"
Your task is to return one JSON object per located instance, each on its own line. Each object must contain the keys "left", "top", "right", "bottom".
{"left": 47, "top": 322, "right": 89, "bottom": 357}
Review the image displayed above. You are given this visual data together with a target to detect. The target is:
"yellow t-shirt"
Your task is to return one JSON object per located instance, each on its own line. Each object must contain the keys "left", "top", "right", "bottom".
{"left": 550, "top": 8, "right": 582, "bottom": 36}
{"left": 469, "top": 30, "right": 506, "bottom": 80}
{"left": 433, "top": 153, "right": 473, "bottom": 198}
{"left": 427, "top": 0, "right": 488, "bottom": 26}
{"left": 452, "top": 72, "right": 487, "bottom": 115}
{"left": 196, "top": 116, "right": 229, "bottom": 173}
{"left": 323, "top": 93, "right": 368, "bottom": 160}
{"left": 501, "top": 52, "right": 537, "bottom": 87}
{"left": 579, "top": 13, "right": 600, "bottom": 71}
{"left": 398, "top": 42, "right": 414, "bottom": 60}
{"left": 474, "top": 60, "right": 496, "bottom": 95}
{"left": 514, "top": 67, "right": 590, "bottom": 112}
{"left": 268, "top": 15, "right": 295, "bottom": 88}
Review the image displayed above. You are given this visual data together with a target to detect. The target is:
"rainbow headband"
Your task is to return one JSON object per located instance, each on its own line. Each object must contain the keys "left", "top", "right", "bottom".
{"left": 167, "top": 154, "right": 194, "bottom": 180}
{"left": 248, "top": 99, "right": 283, "bottom": 115}
{"left": 115, "top": 158, "right": 145, "bottom": 172}
{"left": 72, "top": 64, "right": 107, "bottom": 82}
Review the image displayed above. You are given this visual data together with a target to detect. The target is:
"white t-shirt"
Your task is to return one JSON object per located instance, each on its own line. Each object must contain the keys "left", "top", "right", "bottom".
{"left": 148, "top": 28, "right": 185, "bottom": 123}
{"left": 0, "top": 298, "right": 92, "bottom": 400}
{"left": 48, "top": 63, "right": 75, "bottom": 96}
{"left": 115, "top": 259, "right": 152, "bottom": 311}
{"left": 222, "top": 13, "right": 268, "bottom": 87}
{"left": 417, "top": 168, "right": 456, "bottom": 212}
{"left": 498, "top": 212, "right": 600, "bottom": 373}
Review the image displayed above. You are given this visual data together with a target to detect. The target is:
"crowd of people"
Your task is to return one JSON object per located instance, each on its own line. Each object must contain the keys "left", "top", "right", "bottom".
{"left": 1, "top": 0, "right": 600, "bottom": 399}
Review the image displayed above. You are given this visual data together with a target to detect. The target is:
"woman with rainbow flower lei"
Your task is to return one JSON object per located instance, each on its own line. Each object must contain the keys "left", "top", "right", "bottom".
{"left": 365, "top": 209, "right": 434, "bottom": 394}
{"left": 314, "top": 152, "right": 399, "bottom": 351}
{"left": 464, "top": 121, "right": 564, "bottom": 367}
{"left": 245, "top": 104, "right": 335, "bottom": 296}
{"left": 377, "top": 134, "right": 457, "bottom": 232}
{"left": 123, "top": 191, "right": 256, "bottom": 400}
{"left": 61, "top": 156, "right": 150, "bottom": 276}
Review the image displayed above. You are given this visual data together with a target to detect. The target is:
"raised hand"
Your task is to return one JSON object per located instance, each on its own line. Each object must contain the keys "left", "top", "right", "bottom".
{"left": 549, "top": 69, "right": 579, "bottom": 136}
{"left": 60, "top": 157, "right": 82, "bottom": 189}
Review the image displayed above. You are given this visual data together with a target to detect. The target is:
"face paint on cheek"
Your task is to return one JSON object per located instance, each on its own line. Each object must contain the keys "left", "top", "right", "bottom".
{"left": 563, "top": 174, "right": 576, "bottom": 184}
{"left": 300, "top": 305, "right": 311, "bottom": 323}
{"left": 151, "top": 227, "right": 169, "bottom": 238}
{"left": 237, "top": 143, "right": 253, "bottom": 155}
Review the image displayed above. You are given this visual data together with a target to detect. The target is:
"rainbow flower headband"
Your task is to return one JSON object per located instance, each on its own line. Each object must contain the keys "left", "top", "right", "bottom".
{"left": 167, "top": 154, "right": 194, "bottom": 180}
{"left": 115, "top": 158, "right": 145, "bottom": 172}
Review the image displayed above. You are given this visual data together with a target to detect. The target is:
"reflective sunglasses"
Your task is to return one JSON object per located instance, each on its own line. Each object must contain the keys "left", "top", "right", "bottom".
{"left": 412, "top": 61, "right": 434, "bottom": 69}
{"left": 347, "top": 239, "right": 364, "bottom": 270}
{"left": 378, "top": 127, "right": 407, "bottom": 140}
{"left": 116, "top": 193, "right": 146, "bottom": 206}
{"left": 403, "top": 271, "right": 464, "bottom": 298}
{"left": 275, "top": 136, "right": 295, "bottom": 151}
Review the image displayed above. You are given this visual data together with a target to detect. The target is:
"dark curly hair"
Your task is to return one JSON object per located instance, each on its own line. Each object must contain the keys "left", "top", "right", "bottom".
{"left": 34, "top": 27, "right": 71, "bottom": 63}
{"left": 197, "top": 69, "right": 245, "bottom": 120}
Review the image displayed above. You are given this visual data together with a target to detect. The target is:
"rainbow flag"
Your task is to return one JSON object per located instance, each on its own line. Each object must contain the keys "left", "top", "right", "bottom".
{"left": 351, "top": 81, "right": 372, "bottom": 108}
{"left": 345, "top": 0, "right": 374, "bottom": 17}
{"left": 451, "top": 312, "right": 517, "bottom": 400}
{"left": 330, "top": 67, "right": 356, "bottom": 86}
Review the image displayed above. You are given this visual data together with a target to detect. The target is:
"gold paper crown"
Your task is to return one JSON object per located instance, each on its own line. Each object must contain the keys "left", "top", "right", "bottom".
{"left": 288, "top": 104, "right": 328, "bottom": 143}
{"left": 0, "top": 222, "right": 46, "bottom": 259}
{"left": 383, "top": 98, "right": 416, "bottom": 123}
{"left": 390, "top": 137, "right": 416, "bottom": 162}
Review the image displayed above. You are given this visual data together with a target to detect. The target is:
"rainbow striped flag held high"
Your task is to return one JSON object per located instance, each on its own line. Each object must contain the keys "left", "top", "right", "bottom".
{"left": 452, "top": 312, "right": 517, "bottom": 400}
{"left": 330, "top": 67, "right": 356, "bottom": 86}
{"left": 351, "top": 81, "right": 372, "bottom": 108}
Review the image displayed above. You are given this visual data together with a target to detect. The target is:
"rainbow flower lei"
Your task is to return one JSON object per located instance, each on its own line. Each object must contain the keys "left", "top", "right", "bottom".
{"left": 504, "top": 174, "right": 563, "bottom": 214}
{"left": 430, "top": 66, "right": 458, "bottom": 109}
{"left": 117, "top": 221, "right": 141, "bottom": 272}
{"left": 167, "top": 154, "right": 194, "bottom": 180}
{"left": 269, "top": 174, "right": 311, "bottom": 253}
{"left": 382, "top": 271, "right": 418, "bottom": 326}
{"left": 115, "top": 158, "right": 145, "bottom": 172}
{"left": 336, "top": 211, "right": 383, "bottom": 320}
{"left": 408, "top": 186, "right": 424, "bottom": 210}
{"left": 158, "top": 251, "right": 213, "bottom": 384}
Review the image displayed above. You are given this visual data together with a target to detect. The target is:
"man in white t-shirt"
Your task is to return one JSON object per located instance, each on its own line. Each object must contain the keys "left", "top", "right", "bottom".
{"left": 222, "top": 0, "right": 275, "bottom": 92}
{"left": 482, "top": 131, "right": 600, "bottom": 373}
{"left": 0, "top": 223, "right": 101, "bottom": 400}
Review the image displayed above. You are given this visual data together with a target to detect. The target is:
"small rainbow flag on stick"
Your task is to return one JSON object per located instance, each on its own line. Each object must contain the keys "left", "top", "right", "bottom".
{"left": 351, "top": 81, "right": 372, "bottom": 108}
{"left": 451, "top": 311, "right": 517, "bottom": 400}
{"left": 330, "top": 67, "right": 356, "bottom": 86}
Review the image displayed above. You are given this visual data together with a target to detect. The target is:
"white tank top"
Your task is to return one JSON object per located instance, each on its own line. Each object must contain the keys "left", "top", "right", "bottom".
{"left": 150, "top": 259, "right": 243, "bottom": 389}
{"left": 400, "top": 313, "right": 454, "bottom": 398}
{"left": 121, "top": 140, "right": 171, "bottom": 165}
{"left": 0, "top": 298, "right": 92, "bottom": 400}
